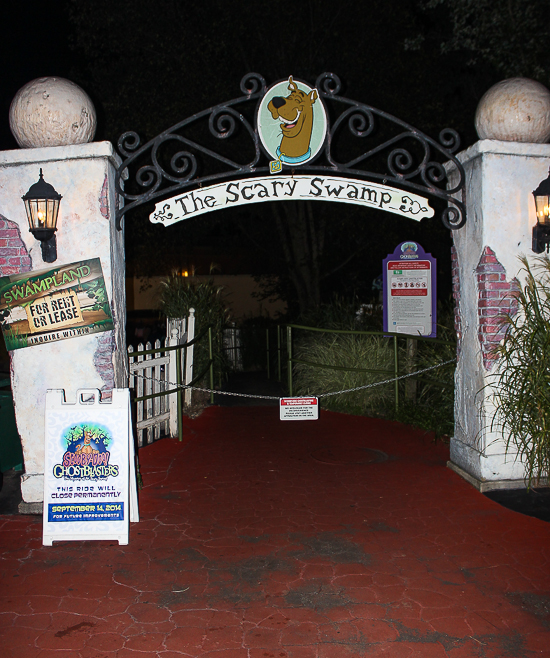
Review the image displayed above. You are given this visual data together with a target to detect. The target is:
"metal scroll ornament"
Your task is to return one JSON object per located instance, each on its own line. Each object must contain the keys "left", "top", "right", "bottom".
{"left": 115, "top": 72, "right": 466, "bottom": 230}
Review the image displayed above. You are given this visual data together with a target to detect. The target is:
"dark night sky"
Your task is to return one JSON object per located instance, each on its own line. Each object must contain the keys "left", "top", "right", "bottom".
{"left": 1, "top": 0, "right": 484, "bottom": 149}
{"left": 0, "top": 0, "right": 500, "bottom": 306}
{"left": 0, "top": 1, "right": 463, "bottom": 297}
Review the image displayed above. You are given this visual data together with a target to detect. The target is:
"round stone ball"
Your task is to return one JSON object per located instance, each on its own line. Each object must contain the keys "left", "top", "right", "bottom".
{"left": 9, "top": 77, "right": 97, "bottom": 148}
{"left": 475, "top": 78, "right": 550, "bottom": 143}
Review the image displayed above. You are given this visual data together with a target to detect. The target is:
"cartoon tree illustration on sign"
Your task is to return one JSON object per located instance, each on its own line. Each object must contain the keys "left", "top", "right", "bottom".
{"left": 63, "top": 423, "right": 112, "bottom": 451}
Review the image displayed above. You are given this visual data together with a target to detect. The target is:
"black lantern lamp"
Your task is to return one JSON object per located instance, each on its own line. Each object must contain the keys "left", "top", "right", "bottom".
{"left": 532, "top": 168, "right": 550, "bottom": 253}
{"left": 22, "top": 169, "right": 62, "bottom": 263}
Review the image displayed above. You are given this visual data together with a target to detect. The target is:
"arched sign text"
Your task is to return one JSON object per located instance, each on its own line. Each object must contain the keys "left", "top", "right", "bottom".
{"left": 150, "top": 175, "right": 434, "bottom": 227}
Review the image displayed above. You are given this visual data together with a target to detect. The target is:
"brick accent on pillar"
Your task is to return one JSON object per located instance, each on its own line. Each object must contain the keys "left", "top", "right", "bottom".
{"left": 476, "top": 246, "right": 519, "bottom": 372}
{"left": 451, "top": 245, "right": 461, "bottom": 355}
{"left": 0, "top": 217, "right": 32, "bottom": 276}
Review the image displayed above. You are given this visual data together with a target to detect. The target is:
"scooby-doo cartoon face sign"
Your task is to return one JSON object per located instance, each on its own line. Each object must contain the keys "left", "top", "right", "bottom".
{"left": 258, "top": 76, "right": 327, "bottom": 172}
{"left": 267, "top": 77, "right": 318, "bottom": 163}
{"left": 75, "top": 430, "right": 99, "bottom": 455}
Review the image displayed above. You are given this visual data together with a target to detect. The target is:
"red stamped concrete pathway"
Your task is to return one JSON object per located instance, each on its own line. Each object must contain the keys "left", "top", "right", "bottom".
{"left": 1, "top": 405, "right": 550, "bottom": 657}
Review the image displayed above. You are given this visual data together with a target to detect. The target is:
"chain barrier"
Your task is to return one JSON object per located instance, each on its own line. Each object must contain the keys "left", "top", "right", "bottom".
{"left": 131, "top": 358, "right": 456, "bottom": 401}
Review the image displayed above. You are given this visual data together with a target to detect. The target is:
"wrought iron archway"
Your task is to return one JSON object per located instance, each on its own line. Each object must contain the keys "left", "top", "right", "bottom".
{"left": 114, "top": 72, "right": 466, "bottom": 231}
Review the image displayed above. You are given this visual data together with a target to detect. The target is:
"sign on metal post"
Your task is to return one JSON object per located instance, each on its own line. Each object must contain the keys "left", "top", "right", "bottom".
{"left": 383, "top": 242, "right": 437, "bottom": 337}
{"left": 43, "top": 388, "right": 139, "bottom": 546}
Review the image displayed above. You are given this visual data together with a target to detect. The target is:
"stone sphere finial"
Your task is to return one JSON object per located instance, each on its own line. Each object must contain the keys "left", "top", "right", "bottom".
{"left": 9, "top": 77, "right": 97, "bottom": 149}
{"left": 475, "top": 78, "right": 550, "bottom": 143}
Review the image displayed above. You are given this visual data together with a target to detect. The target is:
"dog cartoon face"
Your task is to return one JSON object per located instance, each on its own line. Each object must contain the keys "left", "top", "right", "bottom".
{"left": 267, "top": 76, "right": 318, "bottom": 161}
{"left": 76, "top": 430, "right": 99, "bottom": 454}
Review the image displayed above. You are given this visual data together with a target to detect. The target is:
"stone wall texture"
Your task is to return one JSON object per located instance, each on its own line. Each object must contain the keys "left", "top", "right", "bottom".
{"left": 451, "top": 245, "right": 461, "bottom": 355}
{"left": 93, "top": 330, "right": 115, "bottom": 399}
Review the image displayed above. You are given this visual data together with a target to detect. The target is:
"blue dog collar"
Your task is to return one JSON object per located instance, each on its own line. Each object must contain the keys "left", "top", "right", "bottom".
{"left": 276, "top": 147, "right": 311, "bottom": 165}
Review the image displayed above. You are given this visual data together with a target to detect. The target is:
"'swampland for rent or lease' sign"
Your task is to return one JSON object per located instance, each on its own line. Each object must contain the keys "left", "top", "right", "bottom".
{"left": 0, "top": 258, "right": 113, "bottom": 350}
{"left": 43, "top": 388, "right": 139, "bottom": 546}
{"left": 150, "top": 176, "right": 434, "bottom": 227}
{"left": 280, "top": 397, "right": 319, "bottom": 420}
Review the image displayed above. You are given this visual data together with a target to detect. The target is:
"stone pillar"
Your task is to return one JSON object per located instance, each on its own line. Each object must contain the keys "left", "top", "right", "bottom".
{"left": 0, "top": 142, "right": 127, "bottom": 509}
{"left": 448, "top": 139, "right": 550, "bottom": 490}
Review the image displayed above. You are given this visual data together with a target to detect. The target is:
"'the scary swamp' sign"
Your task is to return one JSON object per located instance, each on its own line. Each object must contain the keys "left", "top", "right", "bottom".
{"left": 0, "top": 258, "right": 113, "bottom": 350}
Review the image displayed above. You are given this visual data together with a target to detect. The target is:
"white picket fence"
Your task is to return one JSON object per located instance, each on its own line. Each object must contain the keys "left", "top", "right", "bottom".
{"left": 128, "top": 309, "right": 195, "bottom": 447}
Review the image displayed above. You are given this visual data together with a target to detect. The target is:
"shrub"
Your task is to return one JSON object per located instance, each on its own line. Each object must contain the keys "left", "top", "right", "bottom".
{"left": 301, "top": 293, "right": 382, "bottom": 331}
{"left": 389, "top": 303, "right": 456, "bottom": 438}
{"left": 159, "top": 275, "right": 231, "bottom": 386}
{"left": 389, "top": 340, "right": 456, "bottom": 439}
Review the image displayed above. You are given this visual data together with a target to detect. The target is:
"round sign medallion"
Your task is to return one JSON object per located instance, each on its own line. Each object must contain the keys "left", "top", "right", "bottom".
{"left": 257, "top": 76, "right": 327, "bottom": 172}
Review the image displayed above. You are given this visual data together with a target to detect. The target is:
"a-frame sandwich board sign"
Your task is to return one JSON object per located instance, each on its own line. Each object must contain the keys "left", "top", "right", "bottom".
{"left": 43, "top": 388, "right": 139, "bottom": 546}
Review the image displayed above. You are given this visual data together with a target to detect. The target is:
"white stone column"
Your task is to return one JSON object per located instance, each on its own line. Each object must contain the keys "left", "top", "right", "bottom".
{"left": 0, "top": 142, "right": 127, "bottom": 508}
{"left": 448, "top": 140, "right": 550, "bottom": 490}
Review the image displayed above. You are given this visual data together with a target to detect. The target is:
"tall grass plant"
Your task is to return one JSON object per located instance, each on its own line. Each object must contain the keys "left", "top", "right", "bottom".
{"left": 292, "top": 296, "right": 456, "bottom": 436}
{"left": 489, "top": 256, "right": 550, "bottom": 487}
{"left": 294, "top": 332, "right": 395, "bottom": 414}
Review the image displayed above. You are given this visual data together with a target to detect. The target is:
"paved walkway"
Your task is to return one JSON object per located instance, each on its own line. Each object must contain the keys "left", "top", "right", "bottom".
{"left": 1, "top": 405, "right": 550, "bottom": 657}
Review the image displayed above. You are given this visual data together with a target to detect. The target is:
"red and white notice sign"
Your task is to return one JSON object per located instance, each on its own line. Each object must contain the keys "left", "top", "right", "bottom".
{"left": 280, "top": 397, "right": 319, "bottom": 421}
{"left": 386, "top": 260, "right": 433, "bottom": 336}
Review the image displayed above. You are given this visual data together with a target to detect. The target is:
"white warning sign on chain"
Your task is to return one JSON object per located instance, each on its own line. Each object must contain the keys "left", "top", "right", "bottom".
{"left": 280, "top": 397, "right": 319, "bottom": 420}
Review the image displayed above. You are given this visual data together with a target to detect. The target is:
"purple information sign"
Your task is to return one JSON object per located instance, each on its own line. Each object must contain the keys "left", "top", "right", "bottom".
{"left": 383, "top": 241, "right": 437, "bottom": 338}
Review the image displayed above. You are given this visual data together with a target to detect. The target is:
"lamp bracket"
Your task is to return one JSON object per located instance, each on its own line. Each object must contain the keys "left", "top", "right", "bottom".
{"left": 532, "top": 223, "right": 550, "bottom": 254}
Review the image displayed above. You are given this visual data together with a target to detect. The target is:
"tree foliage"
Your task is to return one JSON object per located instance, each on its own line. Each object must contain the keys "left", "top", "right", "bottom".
{"left": 408, "top": 0, "right": 550, "bottom": 82}
{"left": 159, "top": 274, "right": 231, "bottom": 380}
